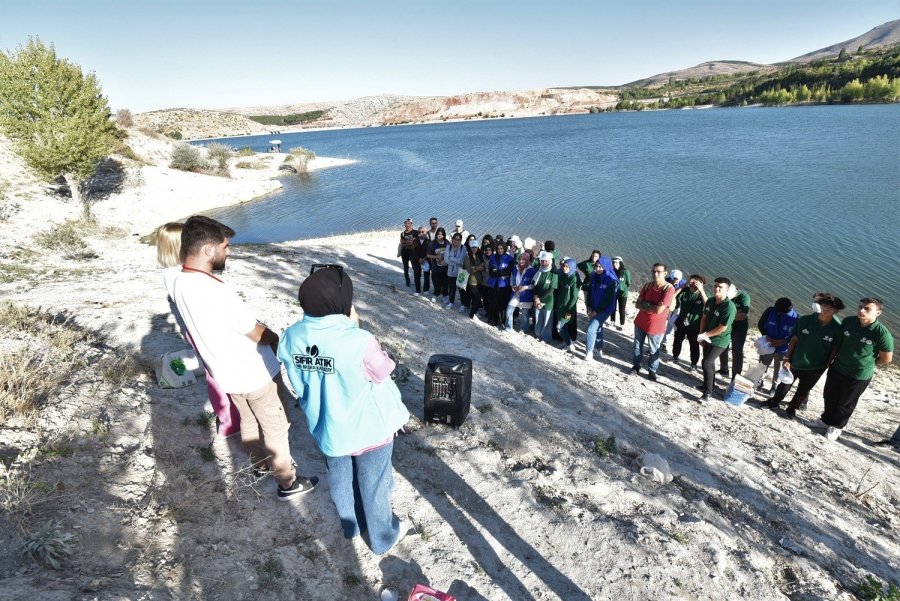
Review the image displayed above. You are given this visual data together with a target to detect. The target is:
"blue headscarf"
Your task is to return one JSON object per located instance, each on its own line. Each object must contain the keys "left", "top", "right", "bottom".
{"left": 588, "top": 255, "right": 619, "bottom": 313}
{"left": 560, "top": 257, "right": 578, "bottom": 280}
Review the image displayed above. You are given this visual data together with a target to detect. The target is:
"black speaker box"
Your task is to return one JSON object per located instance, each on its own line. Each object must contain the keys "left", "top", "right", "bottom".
{"left": 423, "top": 354, "right": 472, "bottom": 427}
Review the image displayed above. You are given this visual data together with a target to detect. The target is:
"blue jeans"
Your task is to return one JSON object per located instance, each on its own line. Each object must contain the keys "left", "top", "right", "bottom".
{"left": 557, "top": 318, "right": 573, "bottom": 346}
{"left": 505, "top": 303, "right": 531, "bottom": 331}
{"left": 324, "top": 441, "right": 399, "bottom": 554}
{"left": 633, "top": 324, "right": 663, "bottom": 373}
{"left": 585, "top": 312, "right": 610, "bottom": 354}
{"left": 535, "top": 307, "right": 554, "bottom": 341}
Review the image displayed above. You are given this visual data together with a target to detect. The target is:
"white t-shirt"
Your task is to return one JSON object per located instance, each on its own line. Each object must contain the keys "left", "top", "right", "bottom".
{"left": 162, "top": 265, "right": 181, "bottom": 299}
{"left": 173, "top": 270, "right": 280, "bottom": 393}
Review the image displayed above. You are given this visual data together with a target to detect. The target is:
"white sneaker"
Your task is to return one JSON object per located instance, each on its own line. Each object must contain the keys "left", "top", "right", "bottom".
{"left": 808, "top": 418, "right": 828, "bottom": 430}
{"left": 445, "top": 302, "right": 453, "bottom": 309}
{"left": 412, "top": 292, "right": 419, "bottom": 297}
{"left": 458, "top": 306, "right": 466, "bottom": 313}
{"left": 825, "top": 426, "right": 842, "bottom": 441}
{"left": 566, "top": 344, "right": 576, "bottom": 353}
{"left": 584, "top": 354, "right": 596, "bottom": 363}
{"left": 383, "top": 517, "right": 414, "bottom": 555}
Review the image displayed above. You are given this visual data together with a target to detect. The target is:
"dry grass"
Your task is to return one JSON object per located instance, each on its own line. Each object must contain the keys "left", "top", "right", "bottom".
{"left": 0, "top": 352, "right": 56, "bottom": 422}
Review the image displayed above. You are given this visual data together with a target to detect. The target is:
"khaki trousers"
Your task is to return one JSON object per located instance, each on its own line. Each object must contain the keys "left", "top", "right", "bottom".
{"left": 230, "top": 376, "right": 296, "bottom": 487}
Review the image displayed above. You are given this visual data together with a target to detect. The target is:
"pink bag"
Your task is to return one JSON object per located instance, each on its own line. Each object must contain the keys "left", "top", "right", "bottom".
{"left": 408, "top": 584, "right": 455, "bottom": 601}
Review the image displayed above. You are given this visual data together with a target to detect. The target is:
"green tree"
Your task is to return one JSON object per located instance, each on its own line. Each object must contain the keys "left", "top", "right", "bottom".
{"left": 837, "top": 47, "right": 848, "bottom": 61}
{"left": 841, "top": 78, "right": 865, "bottom": 102}
{"left": 0, "top": 38, "right": 116, "bottom": 212}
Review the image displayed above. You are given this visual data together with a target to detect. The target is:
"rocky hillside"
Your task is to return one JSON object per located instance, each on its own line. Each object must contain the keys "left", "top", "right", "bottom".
{"left": 132, "top": 108, "right": 272, "bottom": 140}
{"left": 624, "top": 61, "right": 778, "bottom": 89}
{"left": 788, "top": 18, "right": 900, "bottom": 63}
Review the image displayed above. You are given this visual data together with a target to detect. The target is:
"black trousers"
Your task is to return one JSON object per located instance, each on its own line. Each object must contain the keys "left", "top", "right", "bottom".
{"left": 431, "top": 266, "right": 448, "bottom": 297}
{"left": 822, "top": 367, "right": 871, "bottom": 429}
{"left": 609, "top": 294, "right": 628, "bottom": 326}
{"left": 770, "top": 367, "right": 825, "bottom": 409}
{"left": 488, "top": 287, "right": 511, "bottom": 326}
{"left": 720, "top": 326, "right": 748, "bottom": 377}
{"left": 468, "top": 286, "right": 484, "bottom": 318}
{"left": 400, "top": 249, "right": 413, "bottom": 285}
{"left": 702, "top": 344, "right": 727, "bottom": 394}
{"left": 673, "top": 325, "right": 700, "bottom": 366}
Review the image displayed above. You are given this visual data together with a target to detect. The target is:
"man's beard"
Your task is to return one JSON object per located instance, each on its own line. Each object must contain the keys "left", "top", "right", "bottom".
{"left": 211, "top": 255, "right": 227, "bottom": 272}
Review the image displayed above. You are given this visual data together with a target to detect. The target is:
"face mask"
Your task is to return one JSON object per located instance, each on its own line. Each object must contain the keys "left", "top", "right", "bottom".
{"left": 811, "top": 302, "right": 822, "bottom": 313}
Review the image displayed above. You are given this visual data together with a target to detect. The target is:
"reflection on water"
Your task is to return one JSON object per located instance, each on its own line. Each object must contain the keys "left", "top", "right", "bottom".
{"left": 204, "top": 105, "right": 900, "bottom": 333}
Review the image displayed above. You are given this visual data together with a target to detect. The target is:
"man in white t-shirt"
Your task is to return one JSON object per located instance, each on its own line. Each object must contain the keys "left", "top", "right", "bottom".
{"left": 173, "top": 215, "right": 317, "bottom": 500}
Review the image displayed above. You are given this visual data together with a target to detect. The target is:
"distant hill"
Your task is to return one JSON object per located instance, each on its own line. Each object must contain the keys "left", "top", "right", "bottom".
{"left": 624, "top": 61, "right": 776, "bottom": 89}
{"left": 787, "top": 19, "right": 900, "bottom": 63}
{"left": 132, "top": 108, "right": 271, "bottom": 140}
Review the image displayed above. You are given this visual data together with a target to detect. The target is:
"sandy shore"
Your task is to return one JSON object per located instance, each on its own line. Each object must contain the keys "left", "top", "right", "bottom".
{"left": 1, "top": 131, "right": 898, "bottom": 600}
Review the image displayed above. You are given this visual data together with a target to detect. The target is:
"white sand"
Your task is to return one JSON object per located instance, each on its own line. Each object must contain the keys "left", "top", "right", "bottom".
{"left": 0, "top": 131, "right": 898, "bottom": 600}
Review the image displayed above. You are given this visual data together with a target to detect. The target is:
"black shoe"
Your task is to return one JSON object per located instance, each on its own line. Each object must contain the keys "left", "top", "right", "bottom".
{"left": 647, "top": 371, "right": 657, "bottom": 382}
{"left": 689, "top": 364, "right": 698, "bottom": 372}
{"left": 277, "top": 476, "right": 319, "bottom": 501}
{"left": 629, "top": 366, "right": 640, "bottom": 376}
{"left": 699, "top": 392, "right": 709, "bottom": 402}
{"left": 717, "top": 370, "right": 729, "bottom": 377}
{"left": 765, "top": 400, "right": 780, "bottom": 410}
{"left": 784, "top": 408, "right": 796, "bottom": 419}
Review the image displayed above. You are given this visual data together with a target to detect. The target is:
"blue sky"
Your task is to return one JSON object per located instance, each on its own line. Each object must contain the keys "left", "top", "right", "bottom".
{"left": 2, "top": 0, "right": 897, "bottom": 112}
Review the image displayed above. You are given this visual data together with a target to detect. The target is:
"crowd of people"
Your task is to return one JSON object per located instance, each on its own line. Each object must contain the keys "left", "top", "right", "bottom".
{"left": 398, "top": 217, "right": 895, "bottom": 443}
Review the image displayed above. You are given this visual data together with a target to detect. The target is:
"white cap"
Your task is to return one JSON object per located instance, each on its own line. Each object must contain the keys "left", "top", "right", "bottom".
{"left": 669, "top": 269, "right": 683, "bottom": 281}
{"left": 468, "top": 240, "right": 479, "bottom": 248}
{"left": 539, "top": 251, "right": 553, "bottom": 262}
{"left": 455, "top": 219, "right": 463, "bottom": 226}
{"left": 509, "top": 235, "right": 521, "bottom": 246}
{"left": 524, "top": 237, "right": 536, "bottom": 249}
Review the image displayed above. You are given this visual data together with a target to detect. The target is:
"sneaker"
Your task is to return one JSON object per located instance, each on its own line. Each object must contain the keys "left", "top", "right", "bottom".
{"left": 825, "top": 426, "right": 842, "bottom": 442}
{"left": 277, "top": 476, "right": 319, "bottom": 501}
{"left": 382, "top": 517, "right": 415, "bottom": 555}
{"left": 699, "top": 392, "right": 709, "bottom": 402}
{"left": 405, "top": 281, "right": 411, "bottom": 288}
{"left": 458, "top": 306, "right": 466, "bottom": 313}
{"left": 566, "top": 344, "right": 576, "bottom": 353}
{"left": 615, "top": 324, "right": 623, "bottom": 331}
{"left": 647, "top": 371, "right": 657, "bottom": 382}
{"left": 717, "top": 370, "right": 730, "bottom": 377}
{"left": 584, "top": 354, "right": 596, "bottom": 364}
{"left": 412, "top": 292, "right": 419, "bottom": 297}
{"left": 630, "top": 366, "right": 640, "bottom": 376}
{"left": 799, "top": 401, "right": 808, "bottom": 411}
{"left": 471, "top": 314, "right": 481, "bottom": 323}
{"left": 784, "top": 408, "right": 796, "bottom": 419}
{"left": 808, "top": 418, "right": 828, "bottom": 430}
{"left": 689, "top": 364, "right": 698, "bottom": 372}
{"left": 766, "top": 400, "right": 780, "bottom": 410}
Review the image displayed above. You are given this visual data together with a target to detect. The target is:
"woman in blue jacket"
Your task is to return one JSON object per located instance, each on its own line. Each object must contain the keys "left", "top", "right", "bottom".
{"left": 584, "top": 255, "right": 620, "bottom": 362}
{"left": 278, "top": 267, "right": 411, "bottom": 555}
{"left": 486, "top": 241, "right": 513, "bottom": 328}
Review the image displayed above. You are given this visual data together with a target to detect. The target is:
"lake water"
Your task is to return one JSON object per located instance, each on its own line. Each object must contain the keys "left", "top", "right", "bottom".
{"left": 201, "top": 105, "right": 900, "bottom": 333}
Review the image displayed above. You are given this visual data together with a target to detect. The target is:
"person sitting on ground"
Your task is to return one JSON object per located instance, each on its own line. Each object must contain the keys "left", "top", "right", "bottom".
{"left": 278, "top": 266, "right": 411, "bottom": 554}
{"left": 609, "top": 256, "right": 631, "bottom": 330}
{"left": 411, "top": 225, "right": 430, "bottom": 296}
{"left": 767, "top": 292, "right": 844, "bottom": 417}
{"left": 755, "top": 297, "right": 799, "bottom": 393}
{"left": 444, "top": 232, "right": 467, "bottom": 311}
{"left": 555, "top": 258, "right": 581, "bottom": 353}
{"left": 584, "top": 255, "right": 619, "bottom": 363}
{"left": 672, "top": 274, "right": 708, "bottom": 372}
{"left": 811, "top": 297, "right": 893, "bottom": 442}
{"left": 631, "top": 263, "right": 676, "bottom": 382}
{"left": 173, "top": 215, "right": 317, "bottom": 500}
{"left": 698, "top": 277, "right": 736, "bottom": 401}
{"left": 507, "top": 250, "right": 536, "bottom": 332}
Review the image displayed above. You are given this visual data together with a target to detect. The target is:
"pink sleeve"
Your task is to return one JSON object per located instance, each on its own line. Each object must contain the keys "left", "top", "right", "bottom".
{"left": 363, "top": 336, "right": 396, "bottom": 383}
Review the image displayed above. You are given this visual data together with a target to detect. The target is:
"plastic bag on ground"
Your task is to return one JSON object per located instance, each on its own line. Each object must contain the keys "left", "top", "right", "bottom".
{"left": 640, "top": 453, "right": 673, "bottom": 484}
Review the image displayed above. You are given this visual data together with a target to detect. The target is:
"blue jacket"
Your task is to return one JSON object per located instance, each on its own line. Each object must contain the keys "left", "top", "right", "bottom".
{"left": 487, "top": 253, "right": 513, "bottom": 288}
{"left": 586, "top": 255, "right": 620, "bottom": 315}
{"left": 510, "top": 265, "right": 536, "bottom": 304}
{"left": 761, "top": 307, "right": 799, "bottom": 354}
{"left": 278, "top": 314, "right": 410, "bottom": 457}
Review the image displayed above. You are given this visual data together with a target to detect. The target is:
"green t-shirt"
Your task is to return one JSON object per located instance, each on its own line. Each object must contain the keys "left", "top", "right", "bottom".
{"left": 617, "top": 269, "right": 632, "bottom": 297}
{"left": 533, "top": 270, "right": 558, "bottom": 310}
{"left": 678, "top": 289, "right": 706, "bottom": 330}
{"left": 703, "top": 298, "right": 736, "bottom": 348}
{"left": 731, "top": 290, "right": 751, "bottom": 334}
{"left": 789, "top": 313, "right": 843, "bottom": 371}
{"left": 833, "top": 317, "right": 894, "bottom": 380}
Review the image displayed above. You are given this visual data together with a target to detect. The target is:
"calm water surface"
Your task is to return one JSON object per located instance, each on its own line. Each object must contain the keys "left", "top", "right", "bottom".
{"left": 202, "top": 105, "right": 900, "bottom": 332}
